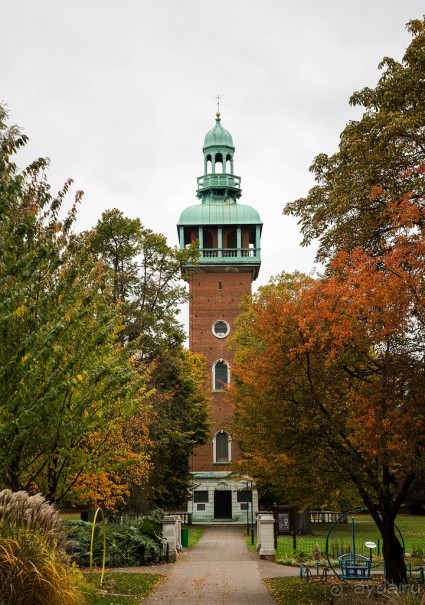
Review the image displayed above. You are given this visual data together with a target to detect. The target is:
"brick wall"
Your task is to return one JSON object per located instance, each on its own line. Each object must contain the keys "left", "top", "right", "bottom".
{"left": 189, "top": 270, "right": 252, "bottom": 472}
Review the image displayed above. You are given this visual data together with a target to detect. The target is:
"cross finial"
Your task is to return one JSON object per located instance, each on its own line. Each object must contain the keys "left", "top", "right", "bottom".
{"left": 216, "top": 94, "right": 221, "bottom": 117}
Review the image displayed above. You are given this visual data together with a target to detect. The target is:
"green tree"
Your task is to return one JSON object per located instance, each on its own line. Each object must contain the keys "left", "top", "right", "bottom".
{"left": 0, "top": 107, "right": 149, "bottom": 505}
{"left": 90, "top": 209, "right": 197, "bottom": 354}
{"left": 88, "top": 209, "right": 209, "bottom": 511}
{"left": 89, "top": 208, "right": 142, "bottom": 304}
{"left": 284, "top": 18, "right": 425, "bottom": 262}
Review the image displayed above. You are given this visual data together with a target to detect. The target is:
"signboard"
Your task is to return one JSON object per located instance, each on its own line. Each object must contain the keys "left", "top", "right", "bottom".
{"left": 278, "top": 512, "right": 290, "bottom": 533}
{"left": 273, "top": 506, "right": 295, "bottom": 535}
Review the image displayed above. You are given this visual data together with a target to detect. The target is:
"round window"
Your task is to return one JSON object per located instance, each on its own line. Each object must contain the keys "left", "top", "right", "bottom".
{"left": 212, "top": 320, "right": 230, "bottom": 338}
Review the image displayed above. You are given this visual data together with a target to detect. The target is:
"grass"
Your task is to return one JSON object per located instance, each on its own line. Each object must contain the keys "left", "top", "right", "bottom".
{"left": 0, "top": 489, "right": 66, "bottom": 549}
{"left": 276, "top": 515, "right": 425, "bottom": 560}
{"left": 84, "top": 572, "right": 164, "bottom": 604}
{"left": 244, "top": 527, "right": 257, "bottom": 552}
{"left": 186, "top": 525, "right": 206, "bottom": 548}
{"left": 0, "top": 490, "right": 85, "bottom": 605}
{"left": 0, "top": 531, "right": 85, "bottom": 605}
{"left": 266, "top": 577, "right": 425, "bottom": 605}
{"left": 266, "top": 577, "right": 330, "bottom": 605}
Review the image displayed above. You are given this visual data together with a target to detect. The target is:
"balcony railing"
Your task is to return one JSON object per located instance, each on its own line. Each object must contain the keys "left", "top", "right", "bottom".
{"left": 197, "top": 174, "right": 241, "bottom": 190}
{"left": 199, "top": 247, "right": 260, "bottom": 261}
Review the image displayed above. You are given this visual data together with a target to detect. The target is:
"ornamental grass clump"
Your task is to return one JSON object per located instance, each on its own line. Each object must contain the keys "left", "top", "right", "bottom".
{"left": 0, "top": 531, "right": 83, "bottom": 605}
{"left": 0, "top": 489, "right": 66, "bottom": 548}
{"left": 0, "top": 489, "right": 84, "bottom": 605}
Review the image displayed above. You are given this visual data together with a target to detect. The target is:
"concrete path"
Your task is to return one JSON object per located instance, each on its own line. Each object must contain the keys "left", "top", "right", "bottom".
{"left": 143, "top": 525, "right": 297, "bottom": 605}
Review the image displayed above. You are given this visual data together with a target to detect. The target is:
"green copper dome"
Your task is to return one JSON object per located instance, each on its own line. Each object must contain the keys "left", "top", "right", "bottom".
{"left": 177, "top": 202, "right": 262, "bottom": 227}
{"left": 203, "top": 115, "right": 234, "bottom": 150}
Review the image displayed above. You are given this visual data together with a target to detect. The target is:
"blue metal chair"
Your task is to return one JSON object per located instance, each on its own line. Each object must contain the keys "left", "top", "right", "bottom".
{"left": 338, "top": 553, "right": 371, "bottom": 579}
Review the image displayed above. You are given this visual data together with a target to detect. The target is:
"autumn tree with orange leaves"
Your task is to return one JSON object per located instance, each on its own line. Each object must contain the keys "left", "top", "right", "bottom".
{"left": 233, "top": 17, "right": 425, "bottom": 585}
{"left": 233, "top": 214, "right": 425, "bottom": 583}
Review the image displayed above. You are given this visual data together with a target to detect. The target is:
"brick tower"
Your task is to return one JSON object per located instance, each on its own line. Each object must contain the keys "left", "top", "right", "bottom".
{"left": 177, "top": 109, "right": 262, "bottom": 522}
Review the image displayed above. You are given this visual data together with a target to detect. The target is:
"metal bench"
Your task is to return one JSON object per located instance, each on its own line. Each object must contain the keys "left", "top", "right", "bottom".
{"left": 338, "top": 553, "right": 371, "bottom": 579}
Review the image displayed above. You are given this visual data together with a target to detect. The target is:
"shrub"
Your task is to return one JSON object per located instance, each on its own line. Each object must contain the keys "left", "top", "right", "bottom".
{"left": 65, "top": 519, "right": 96, "bottom": 559}
{"left": 106, "top": 523, "right": 161, "bottom": 566}
{"left": 65, "top": 511, "right": 164, "bottom": 567}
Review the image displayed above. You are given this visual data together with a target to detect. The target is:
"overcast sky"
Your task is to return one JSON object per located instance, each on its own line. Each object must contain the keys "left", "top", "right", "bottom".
{"left": 2, "top": 1, "right": 424, "bottom": 300}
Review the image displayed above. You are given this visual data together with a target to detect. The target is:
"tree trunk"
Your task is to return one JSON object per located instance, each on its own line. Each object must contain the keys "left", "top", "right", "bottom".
{"left": 382, "top": 521, "right": 407, "bottom": 585}
{"left": 9, "top": 456, "right": 21, "bottom": 492}
{"left": 87, "top": 500, "right": 97, "bottom": 522}
{"left": 297, "top": 508, "right": 312, "bottom": 535}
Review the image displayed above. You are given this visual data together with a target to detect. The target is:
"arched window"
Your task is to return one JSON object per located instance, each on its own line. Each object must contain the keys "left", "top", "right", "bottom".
{"left": 215, "top": 152, "right": 224, "bottom": 173}
{"left": 225, "top": 153, "right": 232, "bottom": 174}
{"left": 213, "top": 359, "right": 229, "bottom": 390}
{"left": 213, "top": 430, "right": 231, "bottom": 463}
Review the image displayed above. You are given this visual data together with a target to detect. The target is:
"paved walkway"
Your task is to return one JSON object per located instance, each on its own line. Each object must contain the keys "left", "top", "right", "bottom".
{"left": 143, "top": 525, "right": 298, "bottom": 605}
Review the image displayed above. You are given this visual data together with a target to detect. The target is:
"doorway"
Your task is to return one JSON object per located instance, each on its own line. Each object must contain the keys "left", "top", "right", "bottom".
{"left": 214, "top": 491, "right": 232, "bottom": 519}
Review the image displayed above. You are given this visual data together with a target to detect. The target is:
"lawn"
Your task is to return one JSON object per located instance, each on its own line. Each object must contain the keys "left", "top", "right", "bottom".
{"left": 244, "top": 526, "right": 257, "bottom": 552}
{"left": 266, "top": 577, "right": 331, "bottom": 605}
{"left": 186, "top": 525, "right": 206, "bottom": 548}
{"left": 83, "top": 572, "right": 164, "bottom": 604}
{"left": 266, "top": 577, "right": 425, "bottom": 605}
{"left": 276, "top": 515, "right": 425, "bottom": 559}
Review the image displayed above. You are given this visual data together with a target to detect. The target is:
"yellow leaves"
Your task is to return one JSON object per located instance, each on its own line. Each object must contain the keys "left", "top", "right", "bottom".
{"left": 15, "top": 305, "right": 25, "bottom": 318}
{"left": 68, "top": 408, "right": 152, "bottom": 513}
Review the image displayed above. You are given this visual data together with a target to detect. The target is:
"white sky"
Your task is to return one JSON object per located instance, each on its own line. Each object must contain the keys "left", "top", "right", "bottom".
{"left": 2, "top": 0, "right": 424, "bottom": 300}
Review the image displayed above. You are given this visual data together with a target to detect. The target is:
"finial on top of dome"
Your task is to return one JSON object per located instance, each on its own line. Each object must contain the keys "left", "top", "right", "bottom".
{"left": 215, "top": 94, "right": 221, "bottom": 118}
